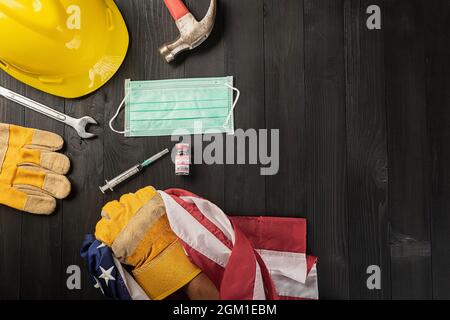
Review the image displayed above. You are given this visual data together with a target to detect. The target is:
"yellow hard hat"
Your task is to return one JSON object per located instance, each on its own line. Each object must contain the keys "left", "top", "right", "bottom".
{"left": 0, "top": 0, "right": 129, "bottom": 98}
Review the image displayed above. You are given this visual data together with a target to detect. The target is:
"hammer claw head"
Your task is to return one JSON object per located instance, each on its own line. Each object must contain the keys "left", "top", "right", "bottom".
{"left": 159, "top": 0, "right": 217, "bottom": 62}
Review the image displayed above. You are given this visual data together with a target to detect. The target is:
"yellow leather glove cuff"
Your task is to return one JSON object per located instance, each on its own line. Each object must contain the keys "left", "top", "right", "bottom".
{"left": 95, "top": 186, "right": 201, "bottom": 300}
{"left": 0, "top": 123, "right": 71, "bottom": 214}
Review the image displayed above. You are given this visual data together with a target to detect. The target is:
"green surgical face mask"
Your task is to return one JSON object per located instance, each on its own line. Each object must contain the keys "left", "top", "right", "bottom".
{"left": 109, "top": 77, "right": 240, "bottom": 137}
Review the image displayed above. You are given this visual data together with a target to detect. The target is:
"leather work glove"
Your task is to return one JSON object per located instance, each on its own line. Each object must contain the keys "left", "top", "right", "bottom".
{"left": 0, "top": 123, "right": 71, "bottom": 215}
{"left": 95, "top": 186, "right": 202, "bottom": 300}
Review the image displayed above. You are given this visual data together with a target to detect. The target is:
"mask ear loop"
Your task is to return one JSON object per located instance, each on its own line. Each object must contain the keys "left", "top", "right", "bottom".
{"left": 109, "top": 92, "right": 131, "bottom": 134}
{"left": 223, "top": 83, "right": 240, "bottom": 129}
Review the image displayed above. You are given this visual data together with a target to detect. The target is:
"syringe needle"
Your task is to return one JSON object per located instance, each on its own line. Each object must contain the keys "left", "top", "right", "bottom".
{"left": 141, "top": 149, "right": 169, "bottom": 167}
{"left": 99, "top": 149, "right": 170, "bottom": 194}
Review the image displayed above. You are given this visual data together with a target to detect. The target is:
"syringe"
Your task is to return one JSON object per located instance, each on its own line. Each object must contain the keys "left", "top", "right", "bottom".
{"left": 99, "top": 149, "right": 169, "bottom": 194}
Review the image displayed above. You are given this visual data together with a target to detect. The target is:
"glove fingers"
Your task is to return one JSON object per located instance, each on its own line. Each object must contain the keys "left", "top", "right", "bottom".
{"left": 13, "top": 166, "right": 71, "bottom": 199}
{"left": 95, "top": 187, "right": 158, "bottom": 255}
{"left": 100, "top": 187, "right": 155, "bottom": 222}
{"left": 19, "top": 148, "right": 70, "bottom": 175}
{"left": 15, "top": 186, "right": 57, "bottom": 215}
{"left": 96, "top": 200, "right": 127, "bottom": 246}
{"left": 101, "top": 200, "right": 124, "bottom": 220}
{"left": 0, "top": 186, "right": 56, "bottom": 215}
{"left": 24, "top": 128, "right": 64, "bottom": 152}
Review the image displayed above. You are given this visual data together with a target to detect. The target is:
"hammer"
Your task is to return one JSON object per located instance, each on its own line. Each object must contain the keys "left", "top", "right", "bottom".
{"left": 159, "top": 0, "right": 217, "bottom": 63}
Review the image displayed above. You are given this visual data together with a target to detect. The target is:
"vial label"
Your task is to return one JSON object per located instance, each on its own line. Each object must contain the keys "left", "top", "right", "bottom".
{"left": 176, "top": 154, "right": 190, "bottom": 175}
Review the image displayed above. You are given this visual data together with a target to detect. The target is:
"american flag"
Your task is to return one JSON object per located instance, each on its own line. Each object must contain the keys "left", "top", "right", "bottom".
{"left": 160, "top": 189, "right": 319, "bottom": 300}
{"left": 81, "top": 234, "right": 149, "bottom": 300}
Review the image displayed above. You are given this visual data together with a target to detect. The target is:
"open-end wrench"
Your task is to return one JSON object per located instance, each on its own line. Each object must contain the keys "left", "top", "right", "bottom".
{"left": 0, "top": 86, "right": 97, "bottom": 139}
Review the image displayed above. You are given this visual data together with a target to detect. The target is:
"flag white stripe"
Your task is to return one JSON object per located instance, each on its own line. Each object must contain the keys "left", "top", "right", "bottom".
{"left": 180, "top": 196, "right": 236, "bottom": 244}
{"left": 271, "top": 264, "right": 319, "bottom": 299}
{"left": 252, "top": 262, "right": 266, "bottom": 300}
{"left": 159, "top": 191, "right": 231, "bottom": 267}
{"left": 257, "top": 249, "right": 308, "bottom": 284}
{"left": 112, "top": 256, "right": 150, "bottom": 300}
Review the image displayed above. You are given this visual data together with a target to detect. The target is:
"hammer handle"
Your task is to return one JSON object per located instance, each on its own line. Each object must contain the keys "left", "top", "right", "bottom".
{"left": 164, "top": 0, "right": 189, "bottom": 20}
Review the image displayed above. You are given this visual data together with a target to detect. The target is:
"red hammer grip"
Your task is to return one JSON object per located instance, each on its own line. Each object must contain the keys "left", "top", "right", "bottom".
{"left": 163, "top": 0, "right": 190, "bottom": 20}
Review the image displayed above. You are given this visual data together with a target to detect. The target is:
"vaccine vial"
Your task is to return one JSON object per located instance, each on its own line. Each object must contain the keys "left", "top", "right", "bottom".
{"left": 175, "top": 143, "right": 190, "bottom": 176}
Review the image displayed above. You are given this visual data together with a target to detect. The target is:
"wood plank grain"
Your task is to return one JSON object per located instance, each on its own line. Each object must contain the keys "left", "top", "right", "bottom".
{"left": 304, "top": 0, "right": 349, "bottom": 299}
{"left": 180, "top": 0, "right": 226, "bottom": 207}
{"left": 0, "top": 73, "right": 24, "bottom": 299}
{"left": 102, "top": 0, "right": 166, "bottom": 202}
{"left": 384, "top": 0, "right": 433, "bottom": 300}
{"left": 60, "top": 37, "right": 110, "bottom": 300}
{"left": 344, "top": 0, "right": 390, "bottom": 299}
{"left": 1, "top": 0, "right": 449, "bottom": 300}
{"left": 425, "top": 0, "right": 450, "bottom": 300}
{"left": 140, "top": 0, "right": 184, "bottom": 193}
{"left": 62, "top": 0, "right": 182, "bottom": 299}
{"left": 61, "top": 91, "right": 105, "bottom": 299}
{"left": 99, "top": 0, "right": 185, "bottom": 300}
{"left": 223, "top": 0, "right": 266, "bottom": 215}
{"left": 264, "top": 0, "right": 306, "bottom": 217}
{"left": 20, "top": 87, "right": 65, "bottom": 299}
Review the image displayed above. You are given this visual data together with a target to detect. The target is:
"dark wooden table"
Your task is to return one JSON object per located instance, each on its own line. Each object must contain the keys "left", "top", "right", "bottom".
{"left": 0, "top": 0, "right": 449, "bottom": 300}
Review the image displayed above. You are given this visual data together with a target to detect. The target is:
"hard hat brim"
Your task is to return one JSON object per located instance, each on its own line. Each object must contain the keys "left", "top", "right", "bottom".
{"left": 0, "top": 0, "right": 129, "bottom": 99}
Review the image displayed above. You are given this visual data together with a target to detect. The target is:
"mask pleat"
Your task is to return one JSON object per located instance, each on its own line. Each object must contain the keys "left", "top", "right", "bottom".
{"left": 124, "top": 76, "right": 235, "bottom": 137}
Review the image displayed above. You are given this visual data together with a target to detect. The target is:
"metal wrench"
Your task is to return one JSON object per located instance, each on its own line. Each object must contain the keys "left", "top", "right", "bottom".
{"left": 0, "top": 86, "right": 97, "bottom": 139}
